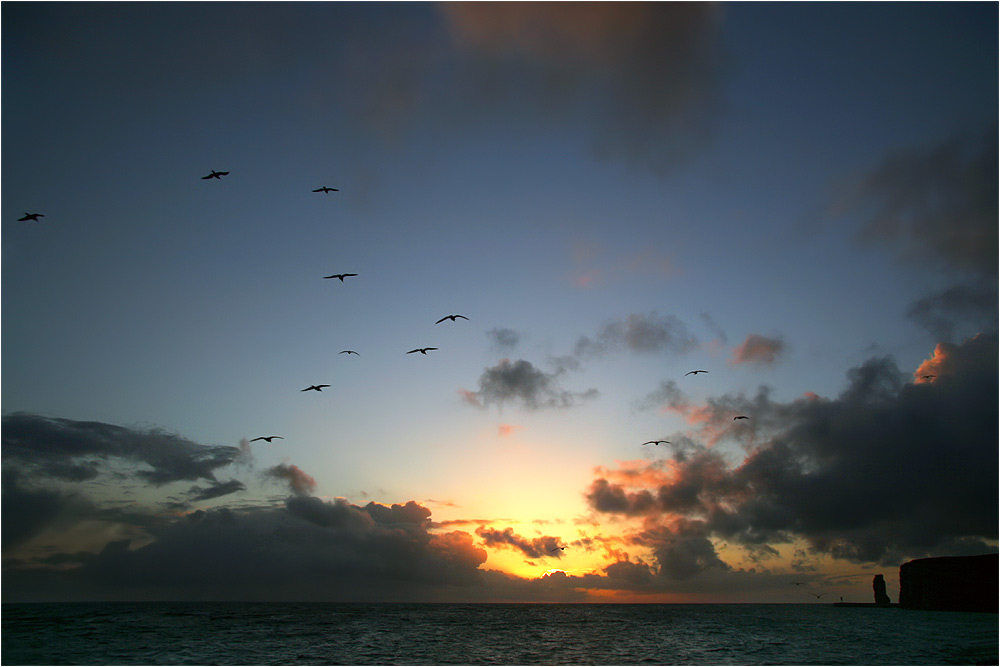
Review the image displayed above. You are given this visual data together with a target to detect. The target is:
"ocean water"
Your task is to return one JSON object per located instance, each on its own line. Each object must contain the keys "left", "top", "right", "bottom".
{"left": 2, "top": 602, "right": 996, "bottom": 665}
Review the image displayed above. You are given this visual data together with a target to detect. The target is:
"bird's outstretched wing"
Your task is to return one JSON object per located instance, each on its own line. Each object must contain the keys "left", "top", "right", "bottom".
{"left": 685, "top": 370, "right": 708, "bottom": 376}
{"left": 642, "top": 440, "right": 670, "bottom": 446}
{"left": 435, "top": 314, "right": 469, "bottom": 324}
{"left": 733, "top": 415, "right": 749, "bottom": 420}
{"left": 340, "top": 350, "right": 359, "bottom": 355}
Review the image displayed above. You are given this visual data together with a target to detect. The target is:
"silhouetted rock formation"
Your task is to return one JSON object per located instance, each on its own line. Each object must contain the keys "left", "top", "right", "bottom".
{"left": 873, "top": 574, "right": 892, "bottom": 606}
{"left": 898, "top": 554, "right": 998, "bottom": 612}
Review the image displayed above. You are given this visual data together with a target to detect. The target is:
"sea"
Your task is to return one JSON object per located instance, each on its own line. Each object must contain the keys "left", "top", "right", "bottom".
{"left": 2, "top": 602, "right": 997, "bottom": 666}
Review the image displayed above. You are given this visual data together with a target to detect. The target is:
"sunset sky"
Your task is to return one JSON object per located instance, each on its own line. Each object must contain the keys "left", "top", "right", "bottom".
{"left": 3, "top": 1, "right": 996, "bottom": 603}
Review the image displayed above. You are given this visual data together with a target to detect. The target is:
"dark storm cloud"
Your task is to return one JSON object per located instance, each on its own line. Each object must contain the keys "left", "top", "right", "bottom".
{"left": 574, "top": 312, "right": 698, "bottom": 358}
{"left": 475, "top": 526, "right": 565, "bottom": 559}
{"left": 467, "top": 358, "right": 599, "bottom": 410}
{"left": 844, "top": 127, "right": 998, "bottom": 275}
{"left": 905, "top": 278, "right": 999, "bottom": 343}
{"left": 3, "top": 497, "right": 490, "bottom": 603}
{"left": 2, "top": 414, "right": 244, "bottom": 485}
{"left": 589, "top": 333, "right": 998, "bottom": 567}
{"left": 440, "top": 2, "right": 726, "bottom": 175}
{"left": 1, "top": 468, "right": 96, "bottom": 550}
{"left": 264, "top": 463, "right": 317, "bottom": 497}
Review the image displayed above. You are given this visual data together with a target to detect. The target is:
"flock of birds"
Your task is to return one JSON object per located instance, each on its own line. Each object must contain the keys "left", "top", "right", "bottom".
{"left": 640, "top": 370, "right": 750, "bottom": 447}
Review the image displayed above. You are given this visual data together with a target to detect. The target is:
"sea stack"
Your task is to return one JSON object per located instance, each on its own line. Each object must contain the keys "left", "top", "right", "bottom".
{"left": 873, "top": 574, "right": 892, "bottom": 606}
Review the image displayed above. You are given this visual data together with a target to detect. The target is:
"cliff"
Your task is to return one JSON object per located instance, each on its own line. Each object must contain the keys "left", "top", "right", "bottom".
{"left": 898, "top": 553, "right": 997, "bottom": 612}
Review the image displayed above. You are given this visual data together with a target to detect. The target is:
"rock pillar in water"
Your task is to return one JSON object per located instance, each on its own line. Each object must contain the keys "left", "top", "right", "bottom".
{"left": 873, "top": 574, "right": 891, "bottom": 606}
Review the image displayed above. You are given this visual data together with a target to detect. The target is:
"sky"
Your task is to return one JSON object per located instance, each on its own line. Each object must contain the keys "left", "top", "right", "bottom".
{"left": 2, "top": 1, "right": 997, "bottom": 604}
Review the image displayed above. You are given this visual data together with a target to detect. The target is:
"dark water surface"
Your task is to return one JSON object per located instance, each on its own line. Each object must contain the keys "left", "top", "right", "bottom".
{"left": 3, "top": 602, "right": 996, "bottom": 665}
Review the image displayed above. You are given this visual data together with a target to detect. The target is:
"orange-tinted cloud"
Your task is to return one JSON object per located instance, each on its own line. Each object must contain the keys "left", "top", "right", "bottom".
{"left": 729, "top": 333, "right": 786, "bottom": 366}
{"left": 498, "top": 423, "right": 523, "bottom": 437}
{"left": 914, "top": 341, "right": 958, "bottom": 382}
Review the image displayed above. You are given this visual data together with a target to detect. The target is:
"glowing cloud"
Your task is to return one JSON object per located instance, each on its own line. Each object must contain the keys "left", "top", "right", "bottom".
{"left": 729, "top": 334, "right": 786, "bottom": 366}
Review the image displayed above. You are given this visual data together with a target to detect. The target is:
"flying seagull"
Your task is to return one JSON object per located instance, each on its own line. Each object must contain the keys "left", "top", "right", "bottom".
{"left": 921, "top": 375, "right": 936, "bottom": 380}
{"left": 250, "top": 436, "right": 284, "bottom": 443}
{"left": 807, "top": 592, "right": 826, "bottom": 599}
{"left": 435, "top": 314, "right": 469, "bottom": 324}
{"left": 312, "top": 186, "right": 339, "bottom": 193}
{"left": 407, "top": 347, "right": 438, "bottom": 355}
{"left": 685, "top": 370, "right": 708, "bottom": 376}
{"left": 340, "top": 350, "right": 360, "bottom": 356}
{"left": 791, "top": 582, "right": 806, "bottom": 586}
{"left": 550, "top": 546, "right": 566, "bottom": 553}
{"left": 201, "top": 170, "right": 229, "bottom": 180}
{"left": 18, "top": 212, "right": 44, "bottom": 221}
{"left": 733, "top": 415, "right": 749, "bottom": 420}
{"left": 642, "top": 440, "right": 671, "bottom": 446}
{"left": 323, "top": 273, "right": 358, "bottom": 281}
{"left": 301, "top": 384, "right": 330, "bottom": 392}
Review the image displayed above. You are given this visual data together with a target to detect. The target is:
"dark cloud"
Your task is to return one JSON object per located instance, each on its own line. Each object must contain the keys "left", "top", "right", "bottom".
{"left": 466, "top": 358, "right": 598, "bottom": 410}
{"left": 264, "top": 463, "right": 317, "bottom": 497}
{"left": 844, "top": 127, "right": 998, "bottom": 275}
{"left": 589, "top": 333, "right": 998, "bottom": 567}
{"left": 440, "top": 2, "right": 726, "bottom": 175}
{"left": 1, "top": 468, "right": 96, "bottom": 550}
{"left": 475, "top": 526, "right": 565, "bottom": 559}
{"left": 4, "top": 498, "right": 490, "bottom": 602}
{"left": 906, "top": 278, "right": 998, "bottom": 343}
{"left": 574, "top": 312, "right": 698, "bottom": 358}
{"left": 2, "top": 414, "right": 243, "bottom": 486}
{"left": 188, "top": 480, "right": 246, "bottom": 502}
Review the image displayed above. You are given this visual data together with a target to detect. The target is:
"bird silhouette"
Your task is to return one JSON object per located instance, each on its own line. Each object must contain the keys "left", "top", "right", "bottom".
{"left": 807, "top": 592, "right": 826, "bottom": 599}
{"left": 201, "top": 170, "right": 229, "bottom": 180}
{"left": 323, "top": 273, "right": 358, "bottom": 281}
{"left": 733, "top": 415, "right": 749, "bottom": 420}
{"left": 250, "top": 436, "right": 284, "bottom": 443}
{"left": 435, "top": 314, "right": 469, "bottom": 324}
{"left": 642, "top": 440, "right": 671, "bottom": 446}
{"left": 550, "top": 546, "right": 566, "bottom": 553}
{"left": 407, "top": 347, "right": 438, "bottom": 355}
{"left": 921, "top": 375, "right": 936, "bottom": 380}
{"left": 312, "top": 186, "right": 339, "bottom": 193}
{"left": 18, "top": 212, "right": 44, "bottom": 221}
{"left": 791, "top": 582, "right": 805, "bottom": 586}
{"left": 685, "top": 370, "right": 708, "bottom": 376}
{"left": 340, "top": 350, "right": 360, "bottom": 356}
{"left": 301, "top": 384, "right": 330, "bottom": 392}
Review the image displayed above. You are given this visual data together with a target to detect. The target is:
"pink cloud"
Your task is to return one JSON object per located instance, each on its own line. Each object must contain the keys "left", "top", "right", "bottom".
{"left": 729, "top": 334, "right": 785, "bottom": 366}
{"left": 498, "top": 423, "right": 523, "bottom": 437}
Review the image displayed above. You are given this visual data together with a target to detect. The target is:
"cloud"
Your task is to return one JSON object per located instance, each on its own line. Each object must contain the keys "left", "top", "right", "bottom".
{"left": 466, "top": 358, "right": 598, "bottom": 410}
{"left": 475, "top": 526, "right": 565, "bottom": 559}
{"left": 2, "top": 414, "right": 244, "bottom": 486}
{"left": 498, "top": 424, "right": 523, "bottom": 437}
{"left": 487, "top": 327, "right": 521, "bottom": 353}
{"left": 842, "top": 127, "right": 998, "bottom": 275}
{"left": 574, "top": 312, "right": 698, "bottom": 358}
{"left": 188, "top": 480, "right": 246, "bottom": 502}
{"left": 439, "top": 2, "right": 726, "bottom": 175}
{"left": 906, "top": 278, "right": 998, "bottom": 343}
{"left": 588, "top": 333, "right": 998, "bottom": 566}
{"left": 729, "top": 334, "right": 786, "bottom": 366}
{"left": 264, "top": 464, "right": 317, "bottom": 497}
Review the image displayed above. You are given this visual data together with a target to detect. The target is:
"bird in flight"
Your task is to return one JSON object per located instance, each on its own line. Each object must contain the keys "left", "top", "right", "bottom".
{"left": 733, "top": 415, "right": 749, "bottom": 420}
{"left": 435, "top": 314, "right": 469, "bottom": 324}
{"left": 685, "top": 370, "right": 708, "bottom": 376}
{"left": 18, "top": 212, "right": 44, "bottom": 221}
{"left": 201, "top": 170, "right": 229, "bottom": 180}
{"left": 312, "top": 186, "right": 339, "bottom": 193}
{"left": 642, "top": 440, "right": 671, "bottom": 446}
{"left": 301, "top": 384, "right": 330, "bottom": 392}
{"left": 323, "top": 273, "right": 358, "bottom": 281}
{"left": 921, "top": 375, "right": 936, "bottom": 380}
{"left": 250, "top": 436, "right": 284, "bottom": 443}
{"left": 807, "top": 592, "right": 826, "bottom": 599}
{"left": 791, "top": 582, "right": 806, "bottom": 586}
{"left": 407, "top": 347, "right": 438, "bottom": 355}
{"left": 550, "top": 546, "right": 566, "bottom": 553}
{"left": 340, "top": 350, "right": 360, "bottom": 356}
